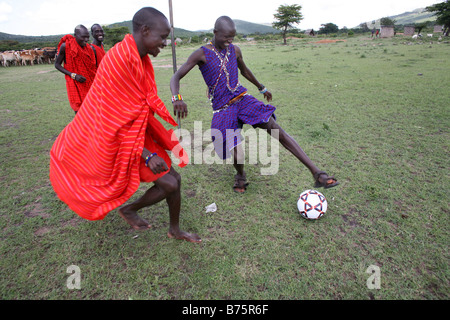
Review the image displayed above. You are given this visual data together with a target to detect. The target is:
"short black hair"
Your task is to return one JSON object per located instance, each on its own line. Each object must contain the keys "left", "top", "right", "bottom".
{"left": 132, "top": 7, "right": 167, "bottom": 33}
{"left": 91, "top": 23, "right": 102, "bottom": 34}
{"left": 74, "top": 24, "right": 88, "bottom": 35}
{"left": 214, "top": 16, "right": 235, "bottom": 31}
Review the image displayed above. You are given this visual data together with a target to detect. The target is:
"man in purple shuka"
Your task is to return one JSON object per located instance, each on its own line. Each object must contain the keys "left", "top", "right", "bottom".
{"left": 170, "top": 16, "right": 338, "bottom": 193}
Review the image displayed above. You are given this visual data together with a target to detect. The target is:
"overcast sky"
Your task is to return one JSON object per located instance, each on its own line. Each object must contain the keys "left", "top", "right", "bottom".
{"left": 0, "top": 0, "right": 443, "bottom": 36}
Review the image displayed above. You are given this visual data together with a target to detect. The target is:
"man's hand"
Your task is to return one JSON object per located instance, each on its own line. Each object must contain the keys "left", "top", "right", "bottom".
{"left": 263, "top": 90, "right": 272, "bottom": 102}
{"left": 148, "top": 155, "right": 169, "bottom": 174}
{"left": 173, "top": 100, "right": 188, "bottom": 119}
{"left": 75, "top": 74, "right": 87, "bottom": 83}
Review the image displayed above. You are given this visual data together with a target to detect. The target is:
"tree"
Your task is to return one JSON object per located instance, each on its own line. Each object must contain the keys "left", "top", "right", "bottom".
{"left": 319, "top": 23, "right": 339, "bottom": 35}
{"left": 359, "top": 23, "right": 370, "bottom": 33}
{"left": 380, "top": 17, "right": 396, "bottom": 27}
{"left": 104, "top": 26, "right": 129, "bottom": 47}
{"left": 272, "top": 4, "right": 303, "bottom": 45}
{"left": 426, "top": 0, "right": 450, "bottom": 36}
{"left": 414, "top": 21, "right": 431, "bottom": 35}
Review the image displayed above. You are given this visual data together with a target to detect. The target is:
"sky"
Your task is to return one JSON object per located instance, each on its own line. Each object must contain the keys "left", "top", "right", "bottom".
{"left": 0, "top": 0, "right": 443, "bottom": 36}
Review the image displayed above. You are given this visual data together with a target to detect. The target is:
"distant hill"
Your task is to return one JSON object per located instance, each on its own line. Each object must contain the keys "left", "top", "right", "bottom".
{"left": 388, "top": 8, "right": 437, "bottom": 25}
{"left": 231, "top": 20, "right": 280, "bottom": 35}
{"left": 0, "top": 32, "right": 63, "bottom": 43}
{"left": 108, "top": 21, "right": 200, "bottom": 38}
{"left": 0, "top": 18, "right": 280, "bottom": 45}
{"left": 363, "top": 7, "right": 438, "bottom": 27}
{"left": 108, "top": 19, "right": 280, "bottom": 36}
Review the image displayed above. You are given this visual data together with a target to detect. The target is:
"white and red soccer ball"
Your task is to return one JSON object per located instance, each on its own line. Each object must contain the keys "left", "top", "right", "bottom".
{"left": 297, "top": 190, "right": 327, "bottom": 220}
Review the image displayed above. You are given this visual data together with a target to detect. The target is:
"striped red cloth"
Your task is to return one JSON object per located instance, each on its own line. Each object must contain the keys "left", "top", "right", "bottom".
{"left": 50, "top": 34, "right": 188, "bottom": 221}
{"left": 57, "top": 35, "right": 97, "bottom": 111}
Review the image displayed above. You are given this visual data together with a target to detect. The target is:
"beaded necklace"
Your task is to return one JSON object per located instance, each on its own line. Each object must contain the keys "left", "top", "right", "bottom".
{"left": 208, "top": 41, "right": 241, "bottom": 100}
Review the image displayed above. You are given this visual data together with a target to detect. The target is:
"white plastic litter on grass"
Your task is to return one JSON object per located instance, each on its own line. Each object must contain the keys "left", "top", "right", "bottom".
{"left": 205, "top": 203, "right": 217, "bottom": 213}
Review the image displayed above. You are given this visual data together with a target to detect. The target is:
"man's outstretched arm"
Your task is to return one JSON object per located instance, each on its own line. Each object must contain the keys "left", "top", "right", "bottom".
{"left": 170, "top": 48, "right": 206, "bottom": 119}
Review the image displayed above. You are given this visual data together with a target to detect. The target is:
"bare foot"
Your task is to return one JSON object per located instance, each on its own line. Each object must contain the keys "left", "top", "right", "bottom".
{"left": 167, "top": 230, "right": 202, "bottom": 243}
{"left": 118, "top": 208, "right": 151, "bottom": 230}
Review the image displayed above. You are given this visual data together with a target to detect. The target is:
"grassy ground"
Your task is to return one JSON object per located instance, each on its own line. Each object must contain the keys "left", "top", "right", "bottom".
{"left": 0, "top": 35, "right": 448, "bottom": 300}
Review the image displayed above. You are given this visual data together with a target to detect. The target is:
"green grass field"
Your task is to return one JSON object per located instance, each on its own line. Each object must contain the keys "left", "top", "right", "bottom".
{"left": 0, "top": 35, "right": 449, "bottom": 300}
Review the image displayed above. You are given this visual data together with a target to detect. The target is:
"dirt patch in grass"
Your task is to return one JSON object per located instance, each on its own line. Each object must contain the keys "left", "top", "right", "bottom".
{"left": 34, "top": 226, "right": 51, "bottom": 236}
{"left": 24, "top": 201, "right": 50, "bottom": 219}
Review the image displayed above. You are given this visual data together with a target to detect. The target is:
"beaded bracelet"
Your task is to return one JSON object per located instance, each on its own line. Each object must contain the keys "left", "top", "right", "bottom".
{"left": 145, "top": 153, "right": 157, "bottom": 167}
{"left": 171, "top": 94, "right": 183, "bottom": 103}
{"left": 260, "top": 87, "right": 268, "bottom": 94}
{"left": 71, "top": 73, "right": 77, "bottom": 80}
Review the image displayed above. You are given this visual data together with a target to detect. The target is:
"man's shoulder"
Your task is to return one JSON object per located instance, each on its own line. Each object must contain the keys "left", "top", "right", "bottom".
{"left": 189, "top": 46, "right": 207, "bottom": 60}
{"left": 232, "top": 44, "right": 243, "bottom": 59}
{"left": 198, "top": 45, "right": 208, "bottom": 52}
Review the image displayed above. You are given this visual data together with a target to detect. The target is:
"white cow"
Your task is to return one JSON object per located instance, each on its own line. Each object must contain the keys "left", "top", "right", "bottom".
{"left": 1, "top": 51, "right": 19, "bottom": 66}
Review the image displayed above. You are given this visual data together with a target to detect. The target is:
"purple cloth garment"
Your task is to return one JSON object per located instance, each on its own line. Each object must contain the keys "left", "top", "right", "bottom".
{"left": 199, "top": 44, "right": 276, "bottom": 159}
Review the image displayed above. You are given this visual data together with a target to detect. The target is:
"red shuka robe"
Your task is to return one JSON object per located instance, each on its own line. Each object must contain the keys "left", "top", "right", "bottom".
{"left": 57, "top": 35, "right": 97, "bottom": 111}
{"left": 91, "top": 43, "right": 106, "bottom": 67}
{"left": 50, "top": 34, "right": 188, "bottom": 221}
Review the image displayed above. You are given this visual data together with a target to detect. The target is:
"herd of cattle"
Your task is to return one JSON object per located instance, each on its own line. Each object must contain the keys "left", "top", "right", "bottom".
{"left": 0, "top": 47, "right": 58, "bottom": 67}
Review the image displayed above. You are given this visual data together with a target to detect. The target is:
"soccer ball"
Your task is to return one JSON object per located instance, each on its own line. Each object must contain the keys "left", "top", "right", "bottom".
{"left": 297, "top": 190, "right": 327, "bottom": 220}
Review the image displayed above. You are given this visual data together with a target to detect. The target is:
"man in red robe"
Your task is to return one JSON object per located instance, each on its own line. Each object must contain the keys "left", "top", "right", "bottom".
{"left": 50, "top": 7, "right": 201, "bottom": 243}
{"left": 55, "top": 25, "right": 97, "bottom": 113}
{"left": 90, "top": 24, "right": 106, "bottom": 67}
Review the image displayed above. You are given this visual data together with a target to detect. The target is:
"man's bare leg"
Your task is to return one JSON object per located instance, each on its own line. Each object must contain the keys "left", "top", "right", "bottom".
{"left": 119, "top": 184, "right": 166, "bottom": 230}
{"left": 255, "top": 117, "right": 338, "bottom": 186}
{"left": 119, "top": 168, "right": 201, "bottom": 242}
{"left": 232, "top": 144, "right": 248, "bottom": 193}
{"left": 159, "top": 169, "right": 201, "bottom": 243}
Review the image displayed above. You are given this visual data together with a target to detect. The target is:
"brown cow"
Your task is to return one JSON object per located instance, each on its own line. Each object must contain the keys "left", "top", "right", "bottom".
{"left": 33, "top": 49, "right": 45, "bottom": 64}
{"left": 17, "top": 50, "right": 35, "bottom": 66}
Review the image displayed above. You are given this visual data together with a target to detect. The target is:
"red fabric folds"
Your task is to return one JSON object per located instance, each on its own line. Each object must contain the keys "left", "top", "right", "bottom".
{"left": 58, "top": 35, "right": 97, "bottom": 111}
{"left": 50, "top": 34, "right": 188, "bottom": 221}
{"left": 91, "top": 43, "right": 106, "bottom": 66}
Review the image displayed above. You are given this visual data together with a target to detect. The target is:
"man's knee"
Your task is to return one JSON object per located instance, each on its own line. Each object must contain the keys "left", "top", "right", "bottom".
{"left": 257, "top": 118, "right": 284, "bottom": 137}
{"left": 171, "top": 169, "right": 181, "bottom": 186}
{"left": 156, "top": 169, "right": 180, "bottom": 194}
{"left": 256, "top": 117, "right": 277, "bottom": 130}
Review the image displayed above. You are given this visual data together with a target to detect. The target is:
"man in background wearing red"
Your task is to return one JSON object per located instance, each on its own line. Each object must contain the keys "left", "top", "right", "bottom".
{"left": 55, "top": 25, "right": 97, "bottom": 114}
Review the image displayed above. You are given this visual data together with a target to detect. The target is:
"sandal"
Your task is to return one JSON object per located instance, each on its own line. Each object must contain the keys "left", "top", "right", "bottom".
{"left": 313, "top": 171, "right": 339, "bottom": 189}
{"left": 233, "top": 173, "right": 249, "bottom": 193}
